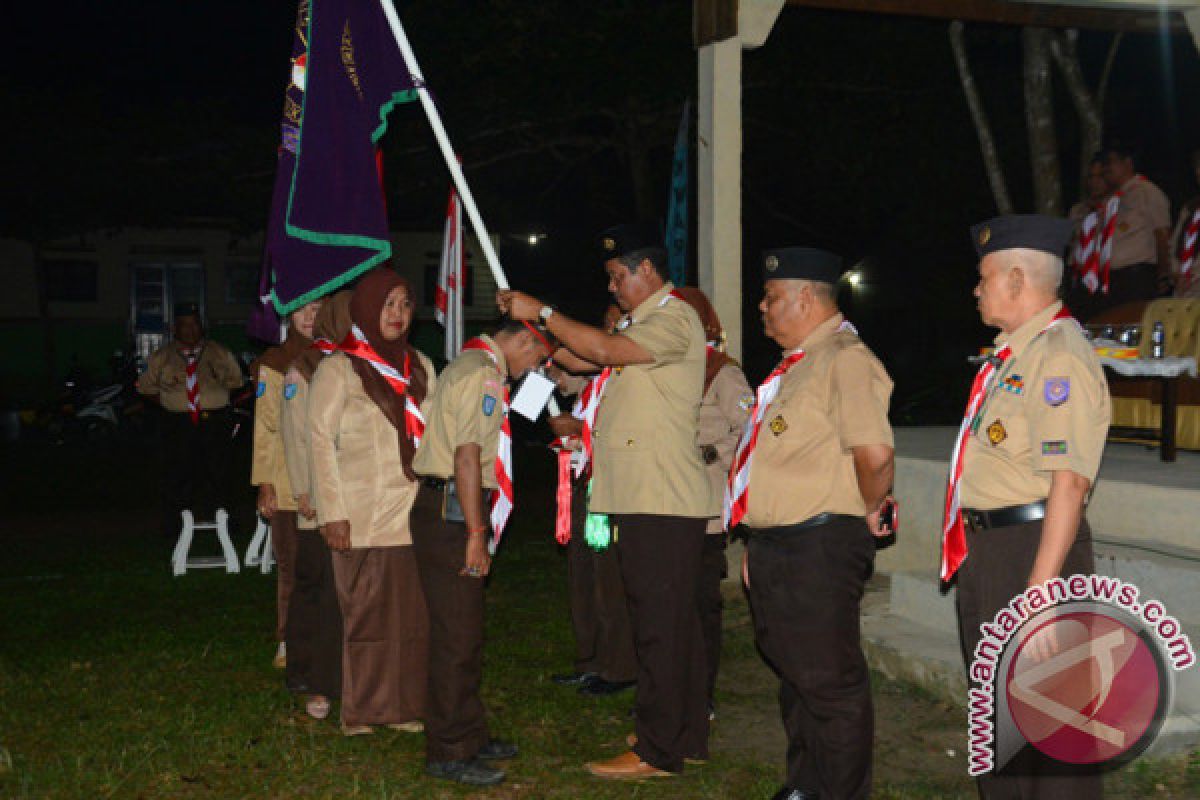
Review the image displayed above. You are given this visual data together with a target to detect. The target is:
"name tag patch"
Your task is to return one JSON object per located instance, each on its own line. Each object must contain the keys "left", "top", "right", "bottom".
{"left": 986, "top": 419, "right": 1007, "bottom": 446}
{"left": 1043, "top": 377, "right": 1070, "bottom": 406}
{"left": 1042, "top": 440, "right": 1068, "bottom": 456}
{"left": 284, "top": 383, "right": 298, "bottom": 400}
{"left": 256, "top": 381, "right": 266, "bottom": 398}
{"left": 769, "top": 415, "right": 788, "bottom": 436}
{"left": 482, "top": 394, "right": 497, "bottom": 416}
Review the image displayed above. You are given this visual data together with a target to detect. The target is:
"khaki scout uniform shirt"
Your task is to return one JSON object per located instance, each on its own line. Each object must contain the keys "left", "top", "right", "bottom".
{"left": 590, "top": 283, "right": 717, "bottom": 518}
{"left": 742, "top": 314, "right": 894, "bottom": 529}
{"left": 698, "top": 363, "right": 753, "bottom": 533}
{"left": 281, "top": 369, "right": 317, "bottom": 530}
{"left": 413, "top": 335, "right": 506, "bottom": 490}
{"left": 308, "top": 350, "right": 437, "bottom": 547}
{"left": 138, "top": 340, "right": 243, "bottom": 413}
{"left": 251, "top": 367, "right": 297, "bottom": 512}
{"left": 960, "top": 302, "right": 1110, "bottom": 510}
{"left": 1111, "top": 176, "right": 1170, "bottom": 269}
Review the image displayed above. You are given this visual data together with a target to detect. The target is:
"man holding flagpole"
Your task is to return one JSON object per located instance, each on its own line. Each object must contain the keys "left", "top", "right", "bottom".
{"left": 498, "top": 223, "right": 715, "bottom": 779}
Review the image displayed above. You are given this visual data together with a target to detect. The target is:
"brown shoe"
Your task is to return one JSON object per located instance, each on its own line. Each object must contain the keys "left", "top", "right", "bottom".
{"left": 585, "top": 750, "right": 671, "bottom": 779}
{"left": 625, "top": 734, "right": 707, "bottom": 765}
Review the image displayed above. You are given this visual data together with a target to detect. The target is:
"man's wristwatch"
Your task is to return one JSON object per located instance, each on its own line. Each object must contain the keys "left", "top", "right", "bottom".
{"left": 538, "top": 305, "right": 555, "bottom": 323}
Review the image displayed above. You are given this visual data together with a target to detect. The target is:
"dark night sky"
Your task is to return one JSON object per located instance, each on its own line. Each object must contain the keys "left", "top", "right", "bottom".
{"left": 6, "top": 1, "right": 1200, "bottom": 418}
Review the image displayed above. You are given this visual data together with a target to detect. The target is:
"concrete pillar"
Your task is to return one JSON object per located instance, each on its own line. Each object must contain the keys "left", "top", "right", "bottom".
{"left": 697, "top": 37, "right": 744, "bottom": 359}
{"left": 696, "top": 0, "right": 784, "bottom": 361}
{"left": 1186, "top": 9, "right": 1200, "bottom": 55}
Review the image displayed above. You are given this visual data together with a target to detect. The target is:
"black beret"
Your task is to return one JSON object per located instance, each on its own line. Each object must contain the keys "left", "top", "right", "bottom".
{"left": 761, "top": 246, "right": 843, "bottom": 284}
{"left": 598, "top": 222, "right": 663, "bottom": 260}
{"left": 970, "top": 215, "right": 1074, "bottom": 259}
{"left": 174, "top": 302, "right": 202, "bottom": 319}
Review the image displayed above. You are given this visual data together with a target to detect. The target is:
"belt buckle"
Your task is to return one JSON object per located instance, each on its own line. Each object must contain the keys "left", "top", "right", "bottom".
{"left": 965, "top": 510, "right": 982, "bottom": 532}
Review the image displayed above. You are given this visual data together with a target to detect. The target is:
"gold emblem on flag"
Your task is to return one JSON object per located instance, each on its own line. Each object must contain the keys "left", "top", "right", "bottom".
{"left": 765, "top": 255, "right": 779, "bottom": 272}
{"left": 986, "top": 419, "right": 1007, "bottom": 446}
{"left": 602, "top": 237, "right": 616, "bottom": 251}
{"left": 769, "top": 415, "right": 788, "bottom": 436}
{"left": 979, "top": 226, "right": 992, "bottom": 246}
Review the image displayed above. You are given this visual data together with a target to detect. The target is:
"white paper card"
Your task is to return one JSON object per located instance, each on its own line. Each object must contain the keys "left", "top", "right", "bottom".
{"left": 510, "top": 371, "right": 556, "bottom": 421}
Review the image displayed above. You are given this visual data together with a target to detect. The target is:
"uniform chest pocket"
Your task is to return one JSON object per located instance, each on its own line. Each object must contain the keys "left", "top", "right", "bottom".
{"left": 978, "top": 390, "right": 1029, "bottom": 456}
{"left": 601, "top": 426, "right": 654, "bottom": 456}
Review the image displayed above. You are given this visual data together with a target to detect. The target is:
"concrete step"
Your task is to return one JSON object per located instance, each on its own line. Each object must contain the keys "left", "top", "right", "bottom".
{"left": 865, "top": 571, "right": 1200, "bottom": 757}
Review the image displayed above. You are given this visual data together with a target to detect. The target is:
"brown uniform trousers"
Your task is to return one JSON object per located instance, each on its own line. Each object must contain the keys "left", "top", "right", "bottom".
{"left": 411, "top": 485, "right": 491, "bottom": 763}
{"left": 957, "top": 519, "right": 1103, "bottom": 800}
{"left": 269, "top": 511, "right": 299, "bottom": 641}
{"left": 566, "top": 478, "right": 637, "bottom": 681}
{"left": 746, "top": 515, "right": 876, "bottom": 800}
{"left": 613, "top": 513, "right": 709, "bottom": 773}
{"left": 285, "top": 529, "right": 343, "bottom": 699}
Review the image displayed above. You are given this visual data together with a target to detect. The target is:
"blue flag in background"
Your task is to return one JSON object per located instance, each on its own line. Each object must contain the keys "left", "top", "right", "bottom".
{"left": 261, "top": 0, "right": 419, "bottom": 315}
{"left": 665, "top": 99, "right": 690, "bottom": 288}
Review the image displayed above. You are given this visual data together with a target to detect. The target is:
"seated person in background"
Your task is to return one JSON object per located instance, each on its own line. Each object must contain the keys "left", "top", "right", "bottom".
{"left": 1170, "top": 147, "right": 1200, "bottom": 297}
{"left": 1097, "top": 140, "right": 1171, "bottom": 312}
{"left": 1065, "top": 154, "right": 1111, "bottom": 321}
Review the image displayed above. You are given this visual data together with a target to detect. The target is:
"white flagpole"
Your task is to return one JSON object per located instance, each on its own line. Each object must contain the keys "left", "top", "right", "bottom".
{"left": 454, "top": 196, "right": 464, "bottom": 355}
{"left": 377, "top": 0, "right": 509, "bottom": 290}
{"left": 379, "top": 0, "right": 562, "bottom": 419}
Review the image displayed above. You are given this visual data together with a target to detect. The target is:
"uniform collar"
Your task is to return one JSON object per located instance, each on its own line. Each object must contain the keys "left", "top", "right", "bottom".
{"left": 1119, "top": 175, "right": 1142, "bottom": 194}
{"left": 798, "top": 312, "right": 845, "bottom": 351}
{"left": 477, "top": 333, "right": 508, "bottom": 377}
{"left": 629, "top": 282, "right": 674, "bottom": 324}
{"left": 994, "top": 301, "right": 1062, "bottom": 359}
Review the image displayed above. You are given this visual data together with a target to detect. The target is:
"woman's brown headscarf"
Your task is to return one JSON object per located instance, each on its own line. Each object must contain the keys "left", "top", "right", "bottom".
{"left": 346, "top": 269, "right": 428, "bottom": 480}
{"left": 675, "top": 286, "right": 733, "bottom": 393}
{"left": 289, "top": 291, "right": 354, "bottom": 381}
{"left": 251, "top": 311, "right": 315, "bottom": 377}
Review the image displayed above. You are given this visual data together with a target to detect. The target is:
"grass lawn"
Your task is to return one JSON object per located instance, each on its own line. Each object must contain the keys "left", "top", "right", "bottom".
{"left": 1, "top": 439, "right": 1197, "bottom": 798}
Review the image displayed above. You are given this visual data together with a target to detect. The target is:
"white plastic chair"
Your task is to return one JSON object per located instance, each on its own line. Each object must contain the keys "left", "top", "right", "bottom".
{"left": 171, "top": 508, "right": 240, "bottom": 576}
{"left": 244, "top": 515, "right": 275, "bottom": 574}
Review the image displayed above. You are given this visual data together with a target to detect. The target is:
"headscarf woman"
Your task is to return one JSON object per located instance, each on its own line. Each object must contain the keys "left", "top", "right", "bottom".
{"left": 249, "top": 298, "right": 322, "bottom": 670}
{"left": 308, "top": 269, "right": 435, "bottom": 734}
{"left": 280, "top": 291, "right": 350, "bottom": 719}
{"left": 675, "top": 286, "right": 753, "bottom": 719}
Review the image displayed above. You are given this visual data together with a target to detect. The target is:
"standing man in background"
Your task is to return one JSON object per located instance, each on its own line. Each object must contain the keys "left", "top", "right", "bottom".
{"left": 138, "top": 303, "right": 244, "bottom": 535}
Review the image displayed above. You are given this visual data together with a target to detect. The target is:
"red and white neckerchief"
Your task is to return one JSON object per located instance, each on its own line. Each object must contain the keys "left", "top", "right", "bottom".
{"left": 722, "top": 319, "right": 856, "bottom": 530}
{"left": 940, "top": 307, "right": 1076, "bottom": 582}
{"left": 723, "top": 350, "right": 806, "bottom": 530}
{"left": 320, "top": 326, "right": 425, "bottom": 448}
{"left": 181, "top": 346, "right": 202, "bottom": 426}
{"left": 1177, "top": 205, "right": 1200, "bottom": 293}
{"left": 1092, "top": 193, "right": 1122, "bottom": 295}
{"left": 568, "top": 308, "right": 642, "bottom": 479}
{"left": 462, "top": 337, "right": 513, "bottom": 551}
{"left": 1073, "top": 208, "right": 1101, "bottom": 294}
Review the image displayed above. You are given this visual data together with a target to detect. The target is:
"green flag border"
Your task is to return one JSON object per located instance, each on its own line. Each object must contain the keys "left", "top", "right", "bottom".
{"left": 271, "top": 0, "right": 419, "bottom": 315}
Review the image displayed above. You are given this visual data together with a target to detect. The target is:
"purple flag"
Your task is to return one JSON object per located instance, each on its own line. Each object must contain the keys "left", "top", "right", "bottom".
{"left": 262, "top": 0, "right": 419, "bottom": 315}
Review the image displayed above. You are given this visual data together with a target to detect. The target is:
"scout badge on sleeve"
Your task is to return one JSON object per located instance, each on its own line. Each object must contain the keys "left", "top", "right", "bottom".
{"left": 1043, "top": 377, "right": 1070, "bottom": 407}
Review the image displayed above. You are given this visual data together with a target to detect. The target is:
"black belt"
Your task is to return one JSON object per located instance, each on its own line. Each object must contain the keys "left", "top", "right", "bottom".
{"left": 749, "top": 512, "right": 859, "bottom": 538}
{"left": 421, "top": 477, "right": 447, "bottom": 491}
{"left": 963, "top": 501, "right": 1046, "bottom": 532}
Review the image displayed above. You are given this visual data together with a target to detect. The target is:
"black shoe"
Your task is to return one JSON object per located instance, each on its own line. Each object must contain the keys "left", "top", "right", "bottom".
{"left": 551, "top": 670, "right": 598, "bottom": 687}
{"left": 771, "top": 788, "right": 818, "bottom": 800}
{"left": 476, "top": 738, "right": 519, "bottom": 760}
{"left": 426, "top": 759, "right": 505, "bottom": 786}
{"left": 579, "top": 678, "right": 636, "bottom": 696}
